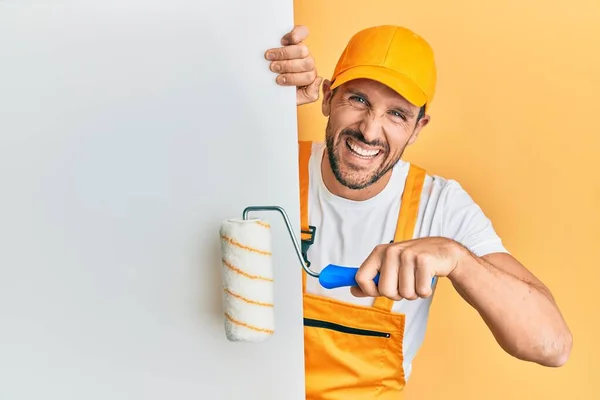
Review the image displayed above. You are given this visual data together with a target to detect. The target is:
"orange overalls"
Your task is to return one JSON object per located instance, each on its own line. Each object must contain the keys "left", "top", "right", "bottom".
{"left": 298, "top": 141, "right": 427, "bottom": 400}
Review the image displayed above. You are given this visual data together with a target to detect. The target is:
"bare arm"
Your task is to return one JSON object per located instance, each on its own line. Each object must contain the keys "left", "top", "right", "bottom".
{"left": 448, "top": 247, "right": 572, "bottom": 367}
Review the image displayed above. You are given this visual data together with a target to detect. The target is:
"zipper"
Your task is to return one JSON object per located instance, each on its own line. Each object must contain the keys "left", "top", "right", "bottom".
{"left": 304, "top": 318, "right": 391, "bottom": 338}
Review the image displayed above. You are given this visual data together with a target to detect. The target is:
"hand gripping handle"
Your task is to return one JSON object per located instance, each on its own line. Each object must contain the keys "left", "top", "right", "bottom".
{"left": 318, "top": 264, "right": 435, "bottom": 290}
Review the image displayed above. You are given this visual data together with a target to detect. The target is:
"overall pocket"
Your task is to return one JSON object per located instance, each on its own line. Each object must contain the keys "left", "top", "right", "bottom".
{"left": 303, "top": 293, "right": 406, "bottom": 400}
{"left": 304, "top": 318, "right": 391, "bottom": 338}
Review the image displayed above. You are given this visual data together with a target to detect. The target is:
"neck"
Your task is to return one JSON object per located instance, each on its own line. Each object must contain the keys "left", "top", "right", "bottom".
{"left": 320, "top": 151, "right": 392, "bottom": 201}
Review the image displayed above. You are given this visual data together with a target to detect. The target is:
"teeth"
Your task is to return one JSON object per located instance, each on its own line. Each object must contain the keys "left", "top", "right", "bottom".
{"left": 347, "top": 140, "right": 379, "bottom": 157}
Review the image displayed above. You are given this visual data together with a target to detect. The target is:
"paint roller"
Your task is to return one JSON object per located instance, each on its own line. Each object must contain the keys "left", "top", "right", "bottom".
{"left": 219, "top": 205, "right": 433, "bottom": 342}
{"left": 219, "top": 205, "right": 362, "bottom": 342}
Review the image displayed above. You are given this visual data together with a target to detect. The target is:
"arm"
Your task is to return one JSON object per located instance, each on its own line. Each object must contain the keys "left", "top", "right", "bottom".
{"left": 449, "top": 247, "right": 572, "bottom": 367}
{"left": 353, "top": 180, "right": 572, "bottom": 367}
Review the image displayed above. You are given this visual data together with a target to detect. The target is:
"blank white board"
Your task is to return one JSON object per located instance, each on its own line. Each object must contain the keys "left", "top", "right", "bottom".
{"left": 0, "top": 1, "right": 306, "bottom": 399}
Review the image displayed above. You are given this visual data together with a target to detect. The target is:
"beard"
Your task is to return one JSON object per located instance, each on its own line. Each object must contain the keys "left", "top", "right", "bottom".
{"left": 325, "top": 120, "right": 405, "bottom": 190}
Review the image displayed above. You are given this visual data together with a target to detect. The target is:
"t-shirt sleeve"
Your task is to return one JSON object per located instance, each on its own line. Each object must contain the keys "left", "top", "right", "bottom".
{"left": 440, "top": 180, "right": 509, "bottom": 256}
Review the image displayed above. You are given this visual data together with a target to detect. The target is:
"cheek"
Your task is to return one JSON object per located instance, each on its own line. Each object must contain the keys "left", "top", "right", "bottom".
{"left": 384, "top": 126, "right": 413, "bottom": 151}
{"left": 330, "top": 107, "right": 365, "bottom": 129}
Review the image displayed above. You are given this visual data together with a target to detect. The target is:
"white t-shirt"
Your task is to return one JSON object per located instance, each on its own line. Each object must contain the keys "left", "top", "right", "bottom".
{"left": 304, "top": 141, "right": 509, "bottom": 381}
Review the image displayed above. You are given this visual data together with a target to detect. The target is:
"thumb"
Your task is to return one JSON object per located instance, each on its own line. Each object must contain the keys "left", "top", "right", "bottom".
{"left": 297, "top": 76, "right": 323, "bottom": 106}
{"left": 350, "top": 285, "right": 369, "bottom": 297}
{"left": 352, "top": 245, "right": 384, "bottom": 298}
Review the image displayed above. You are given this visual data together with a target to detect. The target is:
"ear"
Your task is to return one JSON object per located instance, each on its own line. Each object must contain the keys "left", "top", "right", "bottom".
{"left": 407, "top": 114, "right": 431, "bottom": 145}
{"left": 321, "top": 79, "right": 334, "bottom": 117}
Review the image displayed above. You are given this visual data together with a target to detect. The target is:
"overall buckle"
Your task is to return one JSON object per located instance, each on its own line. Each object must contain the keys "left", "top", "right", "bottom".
{"left": 301, "top": 225, "right": 316, "bottom": 268}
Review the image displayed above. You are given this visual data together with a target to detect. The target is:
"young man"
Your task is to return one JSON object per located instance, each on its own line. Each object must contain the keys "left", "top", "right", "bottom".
{"left": 264, "top": 25, "right": 572, "bottom": 398}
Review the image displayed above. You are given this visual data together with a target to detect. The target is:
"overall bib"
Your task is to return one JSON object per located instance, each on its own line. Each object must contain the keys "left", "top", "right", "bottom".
{"left": 298, "top": 141, "right": 426, "bottom": 400}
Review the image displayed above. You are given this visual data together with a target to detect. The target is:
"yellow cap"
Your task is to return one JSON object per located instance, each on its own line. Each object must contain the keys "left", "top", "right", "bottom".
{"left": 330, "top": 25, "right": 437, "bottom": 110}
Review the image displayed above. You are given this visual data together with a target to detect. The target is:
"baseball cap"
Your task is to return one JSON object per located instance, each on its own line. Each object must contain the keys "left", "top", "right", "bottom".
{"left": 330, "top": 25, "right": 437, "bottom": 110}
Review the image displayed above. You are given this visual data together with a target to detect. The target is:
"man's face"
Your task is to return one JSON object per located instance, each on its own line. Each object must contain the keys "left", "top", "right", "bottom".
{"left": 321, "top": 78, "right": 430, "bottom": 190}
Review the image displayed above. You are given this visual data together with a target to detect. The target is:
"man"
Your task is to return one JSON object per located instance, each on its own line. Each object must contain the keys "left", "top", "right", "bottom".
{"left": 264, "top": 25, "right": 572, "bottom": 398}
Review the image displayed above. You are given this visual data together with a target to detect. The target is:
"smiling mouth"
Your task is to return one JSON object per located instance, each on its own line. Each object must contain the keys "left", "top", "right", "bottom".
{"left": 346, "top": 138, "right": 381, "bottom": 159}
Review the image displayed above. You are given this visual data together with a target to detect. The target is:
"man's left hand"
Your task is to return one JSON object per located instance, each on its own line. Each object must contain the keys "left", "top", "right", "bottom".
{"left": 351, "top": 237, "right": 465, "bottom": 300}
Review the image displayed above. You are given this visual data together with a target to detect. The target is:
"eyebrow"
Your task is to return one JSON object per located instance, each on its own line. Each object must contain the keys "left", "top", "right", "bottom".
{"left": 346, "top": 88, "right": 415, "bottom": 118}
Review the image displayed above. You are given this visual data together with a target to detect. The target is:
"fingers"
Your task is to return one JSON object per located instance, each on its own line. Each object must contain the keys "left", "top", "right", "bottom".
{"left": 269, "top": 56, "right": 315, "bottom": 75}
{"left": 265, "top": 25, "right": 321, "bottom": 106}
{"left": 415, "top": 257, "right": 434, "bottom": 298}
{"left": 354, "top": 245, "right": 384, "bottom": 297}
{"left": 281, "top": 25, "right": 309, "bottom": 46}
{"left": 377, "top": 246, "right": 402, "bottom": 301}
{"left": 351, "top": 243, "right": 436, "bottom": 302}
{"left": 398, "top": 249, "right": 418, "bottom": 300}
{"left": 276, "top": 70, "right": 318, "bottom": 87}
{"left": 264, "top": 43, "right": 316, "bottom": 87}
{"left": 398, "top": 250, "right": 435, "bottom": 299}
{"left": 265, "top": 43, "right": 310, "bottom": 62}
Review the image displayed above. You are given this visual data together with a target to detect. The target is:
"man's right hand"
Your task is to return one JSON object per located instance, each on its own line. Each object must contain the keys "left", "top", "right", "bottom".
{"left": 265, "top": 25, "right": 323, "bottom": 106}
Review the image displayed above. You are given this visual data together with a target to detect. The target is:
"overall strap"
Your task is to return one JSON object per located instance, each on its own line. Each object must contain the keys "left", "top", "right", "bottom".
{"left": 298, "top": 140, "right": 313, "bottom": 294}
{"left": 372, "top": 164, "right": 427, "bottom": 312}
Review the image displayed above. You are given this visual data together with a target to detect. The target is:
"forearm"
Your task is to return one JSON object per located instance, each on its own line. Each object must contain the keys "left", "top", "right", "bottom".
{"left": 447, "top": 244, "right": 572, "bottom": 367}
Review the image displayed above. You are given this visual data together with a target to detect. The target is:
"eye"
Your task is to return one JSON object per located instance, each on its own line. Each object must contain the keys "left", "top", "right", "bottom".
{"left": 389, "top": 110, "right": 407, "bottom": 121}
{"left": 349, "top": 95, "right": 367, "bottom": 105}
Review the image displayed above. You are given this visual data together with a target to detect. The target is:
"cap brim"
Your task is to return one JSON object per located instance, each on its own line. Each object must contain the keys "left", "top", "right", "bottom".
{"left": 330, "top": 65, "right": 427, "bottom": 108}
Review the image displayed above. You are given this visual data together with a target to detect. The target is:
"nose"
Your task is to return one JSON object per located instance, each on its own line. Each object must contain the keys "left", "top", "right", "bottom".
{"left": 359, "top": 112, "right": 384, "bottom": 144}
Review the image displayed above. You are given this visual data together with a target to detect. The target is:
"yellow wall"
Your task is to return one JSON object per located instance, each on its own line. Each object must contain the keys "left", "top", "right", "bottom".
{"left": 294, "top": 0, "right": 599, "bottom": 398}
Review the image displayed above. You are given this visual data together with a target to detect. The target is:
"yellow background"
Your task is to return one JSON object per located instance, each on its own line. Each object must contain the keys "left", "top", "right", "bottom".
{"left": 293, "top": 0, "right": 599, "bottom": 398}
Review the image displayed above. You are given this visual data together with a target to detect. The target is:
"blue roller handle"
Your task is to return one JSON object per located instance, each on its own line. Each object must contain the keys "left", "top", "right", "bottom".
{"left": 318, "top": 264, "right": 436, "bottom": 290}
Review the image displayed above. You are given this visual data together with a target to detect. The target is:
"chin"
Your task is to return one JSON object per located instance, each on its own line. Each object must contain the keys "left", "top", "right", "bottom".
{"left": 332, "top": 157, "right": 385, "bottom": 190}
